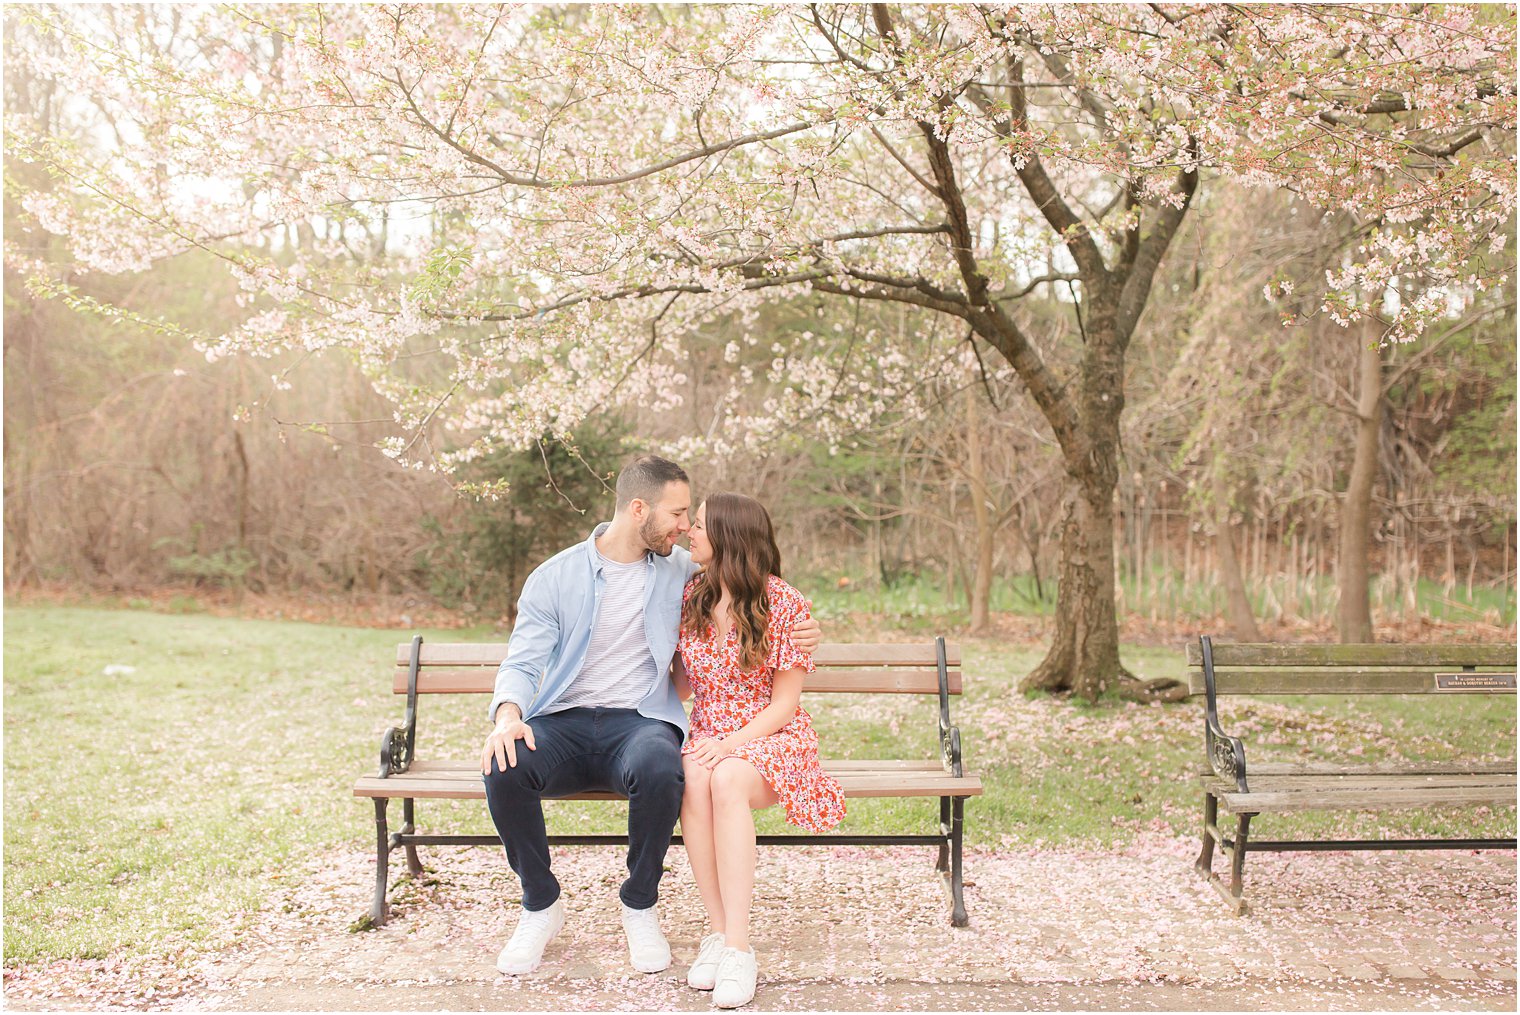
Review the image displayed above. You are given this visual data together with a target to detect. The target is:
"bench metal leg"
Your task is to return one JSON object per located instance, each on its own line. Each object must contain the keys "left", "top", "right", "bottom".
{"left": 402, "top": 798, "right": 423, "bottom": 877}
{"left": 1196, "top": 795, "right": 1252, "bottom": 916}
{"left": 370, "top": 798, "right": 392, "bottom": 928}
{"left": 1224, "top": 813, "right": 1252, "bottom": 916}
{"left": 945, "top": 797, "right": 968, "bottom": 927}
{"left": 935, "top": 797, "right": 951, "bottom": 873}
{"left": 1196, "top": 791, "right": 1218, "bottom": 875}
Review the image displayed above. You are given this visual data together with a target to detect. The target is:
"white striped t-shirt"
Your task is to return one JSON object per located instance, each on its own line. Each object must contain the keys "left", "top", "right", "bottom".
{"left": 547, "top": 551, "right": 657, "bottom": 712}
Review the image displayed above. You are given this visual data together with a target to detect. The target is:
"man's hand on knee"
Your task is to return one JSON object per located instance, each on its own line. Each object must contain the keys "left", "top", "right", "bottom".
{"left": 482, "top": 704, "right": 537, "bottom": 774}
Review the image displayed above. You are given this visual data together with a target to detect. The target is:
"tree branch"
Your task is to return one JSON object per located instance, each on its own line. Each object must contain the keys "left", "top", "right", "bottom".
{"left": 971, "top": 51, "right": 1110, "bottom": 283}
{"left": 395, "top": 70, "right": 827, "bottom": 189}
{"left": 1410, "top": 126, "right": 1487, "bottom": 160}
{"left": 871, "top": 3, "right": 995, "bottom": 312}
{"left": 1309, "top": 83, "right": 1499, "bottom": 125}
{"left": 1382, "top": 299, "right": 1518, "bottom": 393}
{"left": 1000, "top": 273, "right": 1081, "bottom": 300}
{"left": 810, "top": 278, "right": 971, "bottom": 318}
{"left": 868, "top": 126, "right": 943, "bottom": 199}
{"left": 809, "top": 4, "right": 879, "bottom": 72}
{"left": 866, "top": 6, "right": 1086, "bottom": 470}
{"left": 822, "top": 223, "right": 952, "bottom": 244}
{"left": 839, "top": 265, "right": 966, "bottom": 305}
{"left": 1030, "top": 42, "right": 1112, "bottom": 135}
{"left": 463, "top": 269, "right": 833, "bottom": 321}
{"left": 1115, "top": 144, "right": 1200, "bottom": 340}
{"left": 972, "top": 307, "right": 1086, "bottom": 465}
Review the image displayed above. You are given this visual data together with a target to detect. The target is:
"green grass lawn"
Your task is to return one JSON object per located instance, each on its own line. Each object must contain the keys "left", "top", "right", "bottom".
{"left": 4, "top": 605, "right": 1515, "bottom": 966}
{"left": 799, "top": 570, "right": 1519, "bottom": 630}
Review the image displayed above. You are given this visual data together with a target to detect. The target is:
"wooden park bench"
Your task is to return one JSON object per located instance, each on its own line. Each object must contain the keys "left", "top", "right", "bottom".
{"left": 1187, "top": 636, "right": 1517, "bottom": 914}
{"left": 353, "top": 636, "right": 982, "bottom": 929}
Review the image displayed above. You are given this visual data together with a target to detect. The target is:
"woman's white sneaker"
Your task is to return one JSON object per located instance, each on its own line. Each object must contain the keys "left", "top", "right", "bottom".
{"left": 495, "top": 898, "right": 566, "bottom": 975}
{"left": 620, "top": 902, "right": 672, "bottom": 972}
{"left": 712, "top": 946, "right": 758, "bottom": 1008}
{"left": 686, "top": 931, "right": 727, "bottom": 990}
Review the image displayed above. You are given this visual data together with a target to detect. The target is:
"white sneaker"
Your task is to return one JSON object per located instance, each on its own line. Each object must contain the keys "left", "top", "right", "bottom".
{"left": 712, "top": 946, "right": 758, "bottom": 1008}
{"left": 495, "top": 898, "right": 566, "bottom": 975}
{"left": 686, "top": 931, "right": 727, "bottom": 990}
{"left": 620, "top": 902, "right": 671, "bottom": 973}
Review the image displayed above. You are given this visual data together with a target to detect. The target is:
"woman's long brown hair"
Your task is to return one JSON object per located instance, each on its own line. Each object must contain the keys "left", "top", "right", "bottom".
{"left": 681, "top": 492, "right": 782, "bottom": 671}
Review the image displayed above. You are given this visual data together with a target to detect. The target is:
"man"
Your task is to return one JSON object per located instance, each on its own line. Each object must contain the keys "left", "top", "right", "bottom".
{"left": 480, "top": 454, "right": 821, "bottom": 976}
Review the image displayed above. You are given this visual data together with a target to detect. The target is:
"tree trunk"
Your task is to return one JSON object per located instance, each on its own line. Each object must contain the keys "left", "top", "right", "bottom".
{"left": 1012, "top": 312, "right": 1185, "bottom": 703}
{"left": 1020, "top": 486, "right": 1125, "bottom": 700}
{"left": 965, "top": 388, "right": 993, "bottom": 634}
{"left": 1338, "top": 320, "right": 1383, "bottom": 643}
{"left": 884, "top": 12, "right": 1195, "bottom": 703}
{"left": 1214, "top": 465, "right": 1262, "bottom": 641}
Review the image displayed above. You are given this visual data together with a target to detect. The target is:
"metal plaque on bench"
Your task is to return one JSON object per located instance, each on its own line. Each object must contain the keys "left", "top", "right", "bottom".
{"left": 1434, "top": 672, "right": 1517, "bottom": 692}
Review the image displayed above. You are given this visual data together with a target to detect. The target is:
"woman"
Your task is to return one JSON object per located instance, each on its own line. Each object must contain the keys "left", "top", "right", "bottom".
{"left": 673, "top": 492, "right": 845, "bottom": 1009}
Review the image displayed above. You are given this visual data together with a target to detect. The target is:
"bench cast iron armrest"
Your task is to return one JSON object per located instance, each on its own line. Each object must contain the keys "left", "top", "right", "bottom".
{"left": 935, "top": 636, "right": 964, "bottom": 777}
{"left": 1199, "top": 635, "right": 1249, "bottom": 793}
{"left": 377, "top": 634, "right": 424, "bottom": 777}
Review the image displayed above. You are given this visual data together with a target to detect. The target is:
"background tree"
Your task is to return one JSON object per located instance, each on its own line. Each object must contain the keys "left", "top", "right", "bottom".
{"left": 9, "top": 4, "right": 1514, "bottom": 696}
{"left": 419, "top": 421, "right": 629, "bottom": 619}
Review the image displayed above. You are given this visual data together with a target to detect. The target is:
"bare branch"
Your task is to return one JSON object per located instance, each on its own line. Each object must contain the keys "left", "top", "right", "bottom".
{"left": 809, "top": 4, "right": 878, "bottom": 72}
{"left": 462, "top": 269, "right": 833, "bottom": 322}
{"left": 868, "top": 126, "right": 943, "bottom": 199}
{"left": 1001, "top": 273, "right": 1082, "bottom": 301}
{"left": 810, "top": 278, "right": 971, "bottom": 318}
{"left": 1410, "top": 126, "right": 1487, "bottom": 160}
{"left": 822, "top": 223, "right": 952, "bottom": 243}
{"left": 395, "top": 71, "right": 827, "bottom": 189}
{"left": 840, "top": 265, "right": 966, "bottom": 304}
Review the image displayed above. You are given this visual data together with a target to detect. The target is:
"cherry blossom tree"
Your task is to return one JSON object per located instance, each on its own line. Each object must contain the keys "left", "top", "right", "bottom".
{"left": 8, "top": 3, "right": 1514, "bottom": 699}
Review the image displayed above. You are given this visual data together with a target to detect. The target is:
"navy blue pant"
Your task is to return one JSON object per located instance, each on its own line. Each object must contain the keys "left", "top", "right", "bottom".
{"left": 482, "top": 707, "right": 684, "bottom": 912}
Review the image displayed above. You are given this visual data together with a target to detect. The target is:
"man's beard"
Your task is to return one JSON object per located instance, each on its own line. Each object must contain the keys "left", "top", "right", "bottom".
{"left": 639, "top": 514, "right": 674, "bottom": 557}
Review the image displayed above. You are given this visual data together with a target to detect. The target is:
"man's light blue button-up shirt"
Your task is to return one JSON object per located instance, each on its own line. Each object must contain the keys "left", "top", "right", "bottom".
{"left": 488, "top": 523, "right": 696, "bottom": 738}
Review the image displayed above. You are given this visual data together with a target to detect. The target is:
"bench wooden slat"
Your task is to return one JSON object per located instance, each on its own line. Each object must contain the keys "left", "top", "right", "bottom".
{"left": 1199, "top": 760, "right": 1518, "bottom": 777}
{"left": 355, "top": 767, "right": 982, "bottom": 801}
{"left": 396, "top": 643, "right": 502, "bottom": 666}
{"left": 1208, "top": 784, "right": 1517, "bottom": 814}
{"left": 1185, "top": 642, "right": 1516, "bottom": 667}
{"left": 399, "top": 641, "right": 962, "bottom": 668}
{"left": 1203, "top": 777, "right": 1513, "bottom": 790}
{"left": 1187, "top": 667, "right": 1517, "bottom": 696}
{"left": 405, "top": 758, "right": 949, "bottom": 774}
{"left": 394, "top": 666, "right": 961, "bottom": 696}
{"left": 830, "top": 777, "right": 982, "bottom": 798}
{"left": 368, "top": 759, "right": 973, "bottom": 781}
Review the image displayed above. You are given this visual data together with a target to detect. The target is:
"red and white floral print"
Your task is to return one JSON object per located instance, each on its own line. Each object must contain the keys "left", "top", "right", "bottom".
{"left": 679, "top": 574, "right": 845, "bottom": 833}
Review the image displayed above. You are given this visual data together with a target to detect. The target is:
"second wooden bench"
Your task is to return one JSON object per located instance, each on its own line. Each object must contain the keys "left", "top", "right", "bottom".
{"left": 1187, "top": 636, "right": 1516, "bottom": 914}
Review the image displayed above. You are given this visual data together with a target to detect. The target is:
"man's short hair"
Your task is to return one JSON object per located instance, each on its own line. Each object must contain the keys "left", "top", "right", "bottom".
{"left": 615, "top": 454, "right": 689, "bottom": 511}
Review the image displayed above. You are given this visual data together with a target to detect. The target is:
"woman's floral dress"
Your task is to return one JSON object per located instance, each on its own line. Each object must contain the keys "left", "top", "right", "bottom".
{"left": 679, "top": 574, "right": 846, "bottom": 833}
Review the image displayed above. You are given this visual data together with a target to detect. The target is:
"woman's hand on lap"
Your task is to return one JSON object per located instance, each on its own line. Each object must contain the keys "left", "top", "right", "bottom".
{"left": 691, "top": 737, "right": 735, "bottom": 768}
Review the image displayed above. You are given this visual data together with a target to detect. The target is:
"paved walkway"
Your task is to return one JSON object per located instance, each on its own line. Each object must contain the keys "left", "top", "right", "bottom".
{"left": 6, "top": 840, "right": 1515, "bottom": 1010}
